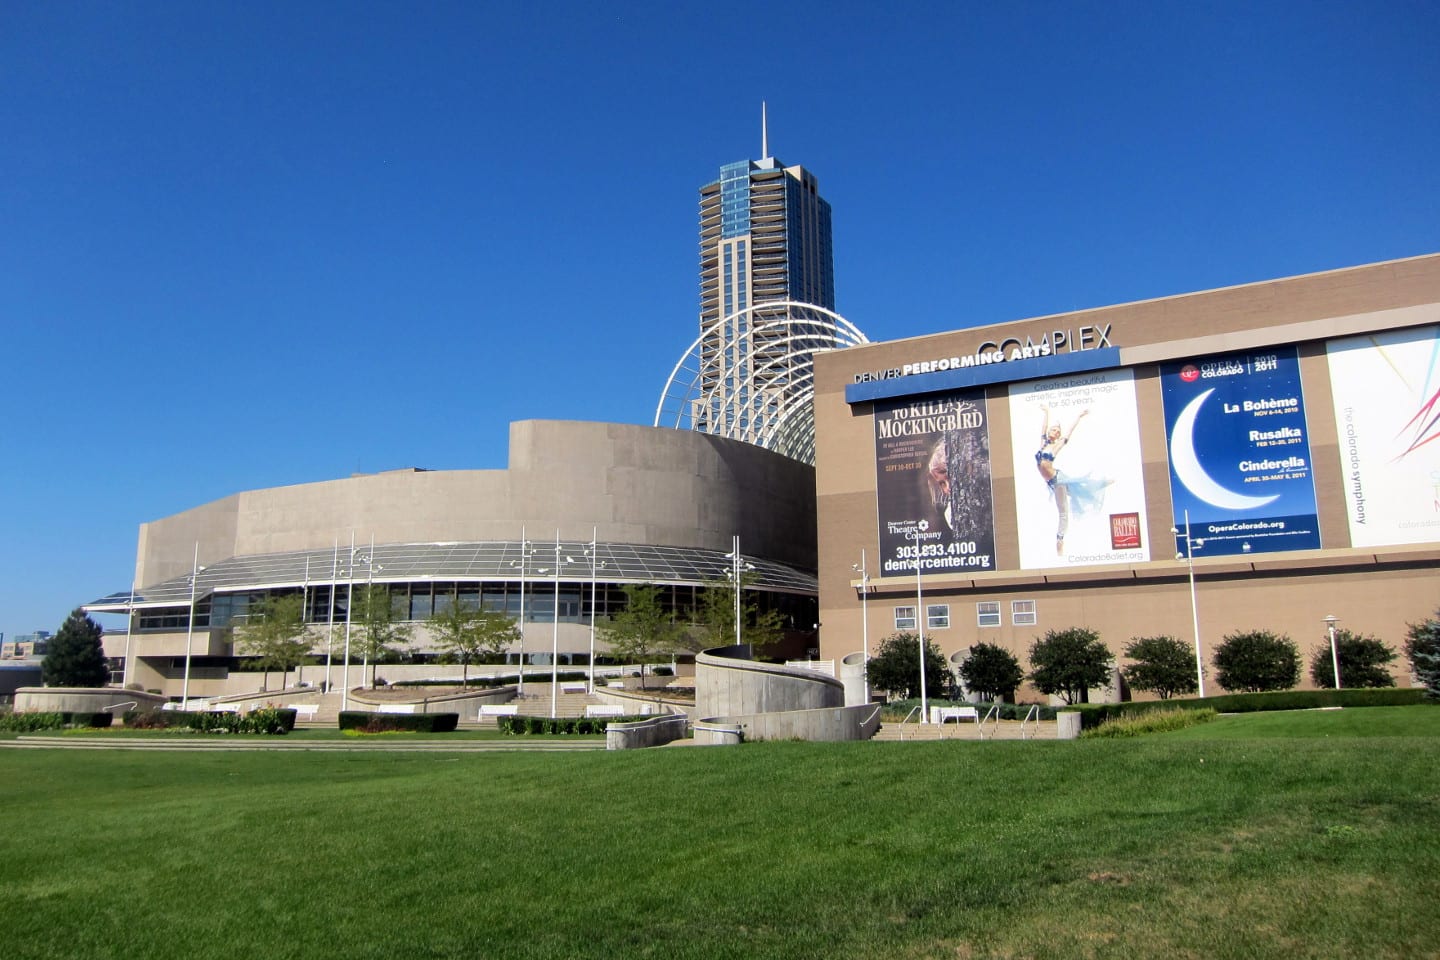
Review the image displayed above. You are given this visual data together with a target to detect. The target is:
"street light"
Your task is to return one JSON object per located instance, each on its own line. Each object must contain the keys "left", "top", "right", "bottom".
{"left": 1324, "top": 614, "right": 1341, "bottom": 689}
{"left": 584, "top": 527, "right": 607, "bottom": 694}
{"left": 341, "top": 530, "right": 355, "bottom": 711}
{"left": 508, "top": 526, "right": 536, "bottom": 697}
{"left": 180, "top": 542, "right": 206, "bottom": 709}
{"left": 851, "top": 549, "right": 871, "bottom": 703}
{"left": 906, "top": 530, "right": 928, "bottom": 723}
{"left": 353, "top": 535, "right": 382, "bottom": 689}
{"left": 1171, "top": 509, "right": 1207, "bottom": 698}
{"left": 723, "top": 535, "right": 755, "bottom": 651}
{"left": 324, "top": 538, "right": 338, "bottom": 692}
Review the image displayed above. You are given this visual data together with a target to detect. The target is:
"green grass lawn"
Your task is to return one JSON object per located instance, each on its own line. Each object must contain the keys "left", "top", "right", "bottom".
{"left": 2, "top": 709, "right": 1438, "bottom": 959}
{"left": 1160, "top": 703, "right": 1440, "bottom": 739}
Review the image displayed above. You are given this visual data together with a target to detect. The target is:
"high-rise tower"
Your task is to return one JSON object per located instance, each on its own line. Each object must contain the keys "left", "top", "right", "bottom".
{"left": 694, "top": 110, "right": 837, "bottom": 447}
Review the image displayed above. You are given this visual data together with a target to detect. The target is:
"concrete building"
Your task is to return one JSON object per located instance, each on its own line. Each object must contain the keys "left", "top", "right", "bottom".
{"left": 85, "top": 420, "right": 818, "bottom": 699}
{"left": 814, "top": 253, "right": 1440, "bottom": 701}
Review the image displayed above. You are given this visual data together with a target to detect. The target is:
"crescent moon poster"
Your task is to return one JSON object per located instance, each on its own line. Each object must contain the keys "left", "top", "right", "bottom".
{"left": 1326, "top": 324, "right": 1440, "bottom": 548}
{"left": 1160, "top": 346, "right": 1320, "bottom": 557}
{"left": 1008, "top": 369, "right": 1149, "bottom": 569}
{"left": 873, "top": 390, "right": 997, "bottom": 577}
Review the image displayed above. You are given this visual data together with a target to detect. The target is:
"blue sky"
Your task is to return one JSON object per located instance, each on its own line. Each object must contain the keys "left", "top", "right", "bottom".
{"left": 2, "top": 1, "right": 1437, "bottom": 639}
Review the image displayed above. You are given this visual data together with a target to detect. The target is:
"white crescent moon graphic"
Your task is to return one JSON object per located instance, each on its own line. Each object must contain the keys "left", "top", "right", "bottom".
{"left": 1171, "top": 388, "right": 1279, "bottom": 511}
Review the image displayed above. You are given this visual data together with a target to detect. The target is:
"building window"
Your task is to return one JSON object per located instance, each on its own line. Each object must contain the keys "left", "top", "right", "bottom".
{"left": 977, "top": 601, "right": 1001, "bottom": 628}
{"left": 894, "top": 606, "right": 917, "bottom": 630}
{"left": 1012, "top": 600, "right": 1037, "bottom": 626}
{"left": 926, "top": 604, "right": 950, "bottom": 629}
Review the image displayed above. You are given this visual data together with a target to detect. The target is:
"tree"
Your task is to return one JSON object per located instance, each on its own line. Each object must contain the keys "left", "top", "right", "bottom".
{"left": 42, "top": 608, "right": 109, "bottom": 688}
{"left": 1028, "top": 627, "right": 1112, "bottom": 705}
{"left": 1309, "top": 629, "right": 1397, "bottom": 688}
{"left": 866, "top": 632, "right": 951, "bottom": 701}
{"left": 427, "top": 603, "right": 521, "bottom": 685}
{"left": 599, "top": 584, "right": 683, "bottom": 690}
{"left": 236, "top": 593, "right": 312, "bottom": 690}
{"left": 1122, "top": 635, "right": 1199, "bottom": 700}
{"left": 689, "top": 578, "right": 785, "bottom": 657}
{"left": 1213, "top": 630, "right": 1299, "bottom": 693}
{"left": 1403, "top": 611, "right": 1440, "bottom": 699}
{"left": 956, "top": 642, "right": 1023, "bottom": 702}
{"left": 351, "top": 584, "right": 412, "bottom": 687}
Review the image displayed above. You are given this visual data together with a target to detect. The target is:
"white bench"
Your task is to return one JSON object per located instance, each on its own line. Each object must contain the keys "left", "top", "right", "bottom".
{"left": 931, "top": 706, "right": 980, "bottom": 724}
{"left": 479, "top": 704, "right": 519, "bottom": 719}
{"left": 288, "top": 704, "right": 320, "bottom": 720}
{"left": 585, "top": 705, "right": 626, "bottom": 718}
{"left": 561, "top": 682, "right": 587, "bottom": 693}
{"left": 377, "top": 704, "right": 416, "bottom": 714}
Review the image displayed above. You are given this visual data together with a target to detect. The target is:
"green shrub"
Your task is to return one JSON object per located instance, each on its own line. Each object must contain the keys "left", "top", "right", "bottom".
{"left": 1082, "top": 707, "right": 1217, "bottom": 739}
{"left": 120, "top": 709, "right": 295, "bottom": 735}
{"left": 1067, "top": 687, "right": 1427, "bottom": 729}
{"left": 337, "top": 712, "right": 459, "bottom": 733}
{"left": 495, "top": 714, "right": 649, "bottom": 735}
{"left": 0, "top": 711, "right": 114, "bottom": 732}
{"left": 1309, "top": 630, "right": 1397, "bottom": 688}
{"left": 1122, "top": 636, "right": 1199, "bottom": 699}
{"left": 1214, "top": 630, "right": 1300, "bottom": 692}
{"left": 1404, "top": 611, "right": 1440, "bottom": 699}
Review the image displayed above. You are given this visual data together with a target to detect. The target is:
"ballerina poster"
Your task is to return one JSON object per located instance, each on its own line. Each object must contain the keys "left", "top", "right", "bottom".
{"left": 1008, "top": 368, "right": 1149, "bottom": 569}
{"left": 1159, "top": 345, "right": 1320, "bottom": 557}
{"left": 873, "top": 389, "right": 997, "bottom": 577}
{"left": 1326, "top": 324, "right": 1440, "bottom": 548}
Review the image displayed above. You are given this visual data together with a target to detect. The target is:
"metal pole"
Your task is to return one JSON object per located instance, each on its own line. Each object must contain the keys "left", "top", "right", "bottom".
{"left": 860, "top": 548, "right": 870, "bottom": 702}
{"left": 517, "top": 525, "right": 527, "bottom": 697}
{"left": 325, "top": 538, "right": 337, "bottom": 691}
{"left": 1185, "top": 510, "right": 1205, "bottom": 698}
{"left": 298, "top": 555, "right": 310, "bottom": 689}
{"left": 915, "top": 533, "right": 927, "bottom": 723}
{"left": 733, "top": 534, "right": 743, "bottom": 650}
{"left": 181, "top": 541, "right": 199, "bottom": 709}
{"left": 342, "top": 530, "right": 354, "bottom": 712}
{"left": 361, "top": 534, "right": 375, "bottom": 687}
{"left": 588, "top": 527, "right": 597, "bottom": 694}
{"left": 551, "top": 529, "right": 561, "bottom": 719}
{"left": 122, "top": 583, "right": 136, "bottom": 689}
{"left": 1325, "top": 615, "right": 1341, "bottom": 689}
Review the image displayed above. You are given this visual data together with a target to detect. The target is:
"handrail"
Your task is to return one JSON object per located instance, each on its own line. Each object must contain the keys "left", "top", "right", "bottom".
{"left": 977, "top": 703, "right": 1001, "bottom": 740}
{"left": 1018, "top": 704, "right": 1040, "bottom": 740}
{"left": 103, "top": 701, "right": 138, "bottom": 713}
{"left": 898, "top": 704, "right": 922, "bottom": 741}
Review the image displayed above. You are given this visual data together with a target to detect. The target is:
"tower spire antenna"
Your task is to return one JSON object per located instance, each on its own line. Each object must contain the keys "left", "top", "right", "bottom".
{"left": 761, "top": 101, "right": 769, "bottom": 159}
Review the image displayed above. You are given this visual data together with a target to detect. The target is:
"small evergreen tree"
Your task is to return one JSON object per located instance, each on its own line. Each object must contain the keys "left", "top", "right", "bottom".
{"left": 235, "top": 593, "right": 311, "bottom": 690}
{"left": 41, "top": 608, "right": 110, "bottom": 688}
{"left": 1403, "top": 611, "right": 1440, "bottom": 699}
{"left": 1122, "top": 635, "right": 1199, "bottom": 700}
{"left": 600, "top": 584, "right": 682, "bottom": 690}
{"left": 1308, "top": 629, "right": 1396, "bottom": 688}
{"left": 956, "top": 642, "right": 1023, "bottom": 702}
{"left": 1213, "top": 630, "right": 1299, "bottom": 693}
{"left": 1028, "top": 627, "right": 1112, "bottom": 705}
{"left": 866, "top": 632, "right": 950, "bottom": 701}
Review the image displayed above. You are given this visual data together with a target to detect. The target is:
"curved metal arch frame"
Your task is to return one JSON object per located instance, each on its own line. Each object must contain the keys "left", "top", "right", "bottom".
{"left": 655, "top": 301, "right": 868, "bottom": 464}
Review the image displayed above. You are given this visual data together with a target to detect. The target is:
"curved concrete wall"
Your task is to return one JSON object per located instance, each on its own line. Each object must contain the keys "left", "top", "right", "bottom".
{"left": 701, "top": 703, "right": 883, "bottom": 743}
{"left": 840, "top": 651, "right": 866, "bottom": 706}
{"left": 138, "top": 420, "right": 817, "bottom": 587}
{"left": 695, "top": 645, "right": 845, "bottom": 719}
{"left": 606, "top": 714, "right": 689, "bottom": 750}
{"left": 15, "top": 687, "right": 167, "bottom": 714}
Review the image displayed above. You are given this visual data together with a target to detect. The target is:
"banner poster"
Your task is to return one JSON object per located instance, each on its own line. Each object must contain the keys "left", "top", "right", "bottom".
{"left": 1008, "top": 369, "right": 1149, "bottom": 568}
{"left": 1326, "top": 324, "right": 1440, "bottom": 547}
{"left": 873, "top": 389, "right": 996, "bottom": 577}
{"left": 1160, "top": 345, "right": 1320, "bottom": 557}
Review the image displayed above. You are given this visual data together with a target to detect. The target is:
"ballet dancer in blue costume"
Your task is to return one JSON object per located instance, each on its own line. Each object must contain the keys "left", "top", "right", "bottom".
{"left": 1036, "top": 405, "right": 1112, "bottom": 555}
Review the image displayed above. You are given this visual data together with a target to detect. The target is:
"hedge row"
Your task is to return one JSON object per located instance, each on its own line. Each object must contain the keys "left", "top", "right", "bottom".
{"left": 0, "top": 711, "right": 115, "bottom": 732}
{"left": 497, "top": 714, "right": 649, "bottom": 735}
{"left": 122, "top": 708, "right": 296, "bottom": 735}
{"left": 338, "top": 711, "right": 459, "bottom": 733}
{"left": 1067, "top": 687, "right": 1428, "bottom": 729}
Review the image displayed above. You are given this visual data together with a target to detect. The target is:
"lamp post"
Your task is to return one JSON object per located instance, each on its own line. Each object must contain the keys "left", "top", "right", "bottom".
{"left": 324, "top": 538, "right": 338, "bottom": 692}
{"left": 297, "top": 555, "right": 310, "bottom": 689}
{"left": 509, "top": 526, "right": 535, "bottom": 696}
{"left": 550, "top": 528, "right": 564, "bottom": 719}
{"left": 724, "top": 535, "right": 755, "bottom": 651}
{"left": 122, "top": 582, "right": 136, "bottom": 689}
{"left": 180, "top": 542, "right": 205, "bottom": 709}
{"left": 1324, "top": 614, "right": 1341, "bottom": 690}
{"left": 584, "top": 527, "right": 607, "bottom": 694}
{"left": 1172, "top": 509, "right": 1207, "bottom": 698}
{"left": 851, "top": 549, "right": 871, "bottom": 703}
{"left": 353, "top": 535, "right": 382, "bottom": 689}
{"left": 907, "top": 530, "right": 928, "bottom": 723}
{"left": 341, "top": 530, "right": 355, "bottom": 711}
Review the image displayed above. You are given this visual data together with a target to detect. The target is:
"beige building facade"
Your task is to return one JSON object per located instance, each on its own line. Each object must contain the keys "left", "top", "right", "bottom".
{"left": 814, "top": 254, "right": 1440, "bottom": 700}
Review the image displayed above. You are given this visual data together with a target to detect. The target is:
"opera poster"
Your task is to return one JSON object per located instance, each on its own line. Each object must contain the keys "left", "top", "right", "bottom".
{"left": 1160, "top": 346, "right": 1320, "bottom": 557}
{"left": 1326, "top": 324, "right": 1440, "bottom": 547}
{"left": 873, "top": 390, "right": 997, "bottom": 577}
{"left": 1008, "top": 369, "right": 1149, "bottom": 569}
